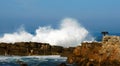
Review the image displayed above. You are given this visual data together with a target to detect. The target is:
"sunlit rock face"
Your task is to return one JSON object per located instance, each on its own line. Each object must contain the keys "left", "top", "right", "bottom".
{"left": 67, "top": 36, "right": 120, "bottom": 66}
{"left": 100, "top": 36, "right": 120, "bottom": 61}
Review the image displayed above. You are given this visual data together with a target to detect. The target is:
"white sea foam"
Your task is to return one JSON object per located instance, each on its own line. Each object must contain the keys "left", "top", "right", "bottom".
{"left": 0, "top": 55, "right": 67, "bottom": 63}
{"left": 0, "top": 18, "right": 94, "bottom": 47}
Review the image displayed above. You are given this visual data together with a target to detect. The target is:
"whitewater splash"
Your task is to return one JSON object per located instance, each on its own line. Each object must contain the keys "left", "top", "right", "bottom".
{"left": 0, "top": 55, "right": 67, "bottom": 66}
{"left": 0, "top": 18, "right": 93, "bottom": 47}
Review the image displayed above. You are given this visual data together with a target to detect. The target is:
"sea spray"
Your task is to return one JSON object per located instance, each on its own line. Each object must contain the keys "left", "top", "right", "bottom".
{"left": 0, "top": 18, "right": 93, "bottom": 47}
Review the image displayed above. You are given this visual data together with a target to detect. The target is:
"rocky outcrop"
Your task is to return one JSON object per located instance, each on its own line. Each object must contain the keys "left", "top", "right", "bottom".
{"left": 0, "top": 42, "right": 74, "bottom": 56}
{"left": 67, "top": 36, "right": 120, "bottom": 66}
{"left": 1, "top": 35, "right": 120, "bottom": 66}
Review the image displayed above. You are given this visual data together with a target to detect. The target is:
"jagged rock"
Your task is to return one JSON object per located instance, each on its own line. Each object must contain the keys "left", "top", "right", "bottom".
{"left": 67, "top": 36, "right": 120, "bottom": 66}
{"left": 0, "top": 42, "right": 74, "bottom": 56}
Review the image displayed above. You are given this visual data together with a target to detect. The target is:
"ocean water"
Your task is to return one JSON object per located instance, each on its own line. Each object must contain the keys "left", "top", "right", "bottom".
{"left": 0, "top": 32, "right": 119, "bottom": 66}
{"left": 93, "top": 33, "right": 120, "bottom": 41}
{"left": 0, "top": 55, "right": 70, "bottom": 66}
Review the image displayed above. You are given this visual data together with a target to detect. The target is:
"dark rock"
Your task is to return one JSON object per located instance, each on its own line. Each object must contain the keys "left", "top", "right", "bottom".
{"left": 0, "top": 42, "right": 74, "bottom": 56}
{"left": 20, "top": 63, "right": 28, "bottom": 66}
{"left": 58, "top": 62, "right": 67, "bottom": 66}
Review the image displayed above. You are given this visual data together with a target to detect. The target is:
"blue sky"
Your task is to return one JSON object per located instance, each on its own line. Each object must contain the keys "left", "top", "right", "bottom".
{"left": 0, "top": 0, "right": 120, "bottom": 35}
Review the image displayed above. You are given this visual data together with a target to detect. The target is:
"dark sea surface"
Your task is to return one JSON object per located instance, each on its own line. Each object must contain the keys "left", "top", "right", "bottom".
{"left": 0, "top": 55, "right": 71, "bottom": 66}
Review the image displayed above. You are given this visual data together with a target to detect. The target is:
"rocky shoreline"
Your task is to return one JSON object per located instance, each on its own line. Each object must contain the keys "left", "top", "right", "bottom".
{"left": 67, "top": 35, "right": 120, "bottom": 66}
{"left": 1, "top": 35, "right": 120, "bottom": 66}
{"left": 0, "top": 42, "right": 74, "bottom": 56}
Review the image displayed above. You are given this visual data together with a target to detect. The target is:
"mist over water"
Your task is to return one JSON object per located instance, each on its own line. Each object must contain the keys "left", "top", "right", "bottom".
{"left": 0, "top": 18, "right": 94, "bottom": 47}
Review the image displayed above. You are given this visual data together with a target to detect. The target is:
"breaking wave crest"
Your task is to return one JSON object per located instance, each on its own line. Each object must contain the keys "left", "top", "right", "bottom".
{"left": 0, "top": 18, "right": 94, "bottom": 47}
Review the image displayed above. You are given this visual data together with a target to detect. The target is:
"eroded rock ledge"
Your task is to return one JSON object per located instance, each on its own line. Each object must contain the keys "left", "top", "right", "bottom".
{"left": 67, "top": 36, "right": 120, "bottom": 66}
{"left": 1, "top": 35, "right": 120, "bottom": 66}
{"left": 0, "top": 42, "right": 74, "bottom": 56}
